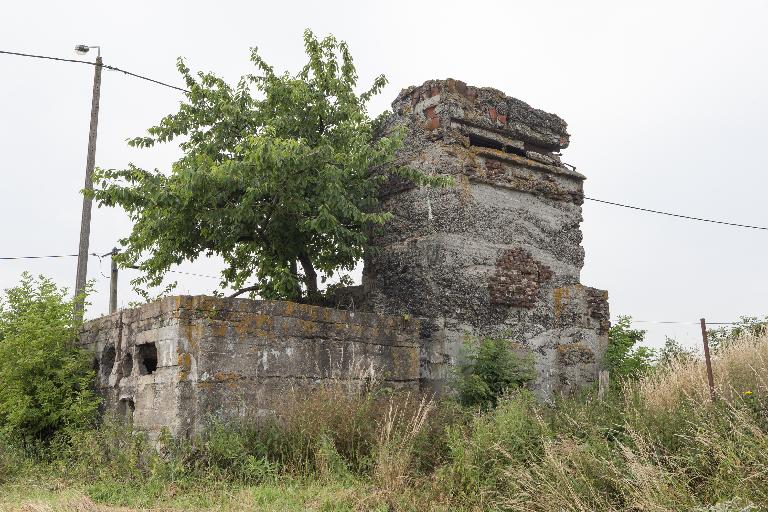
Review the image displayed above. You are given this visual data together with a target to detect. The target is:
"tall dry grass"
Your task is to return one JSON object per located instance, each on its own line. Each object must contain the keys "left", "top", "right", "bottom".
{"left": 639, "top": 333, "right": 768, "bottom": 409}
{"left": 437, "top": 334, "right": 768, "bottom": 512}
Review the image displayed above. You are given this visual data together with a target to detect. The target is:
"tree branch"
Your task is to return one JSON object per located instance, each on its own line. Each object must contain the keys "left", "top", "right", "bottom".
{"left": 228, "top": 285, "right": 260, "bottom": 299}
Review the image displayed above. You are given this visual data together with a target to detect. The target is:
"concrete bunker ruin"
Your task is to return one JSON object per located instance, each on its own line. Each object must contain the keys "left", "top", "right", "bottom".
{"left": 80, "top": 79, "right": 609, "bottom": 437}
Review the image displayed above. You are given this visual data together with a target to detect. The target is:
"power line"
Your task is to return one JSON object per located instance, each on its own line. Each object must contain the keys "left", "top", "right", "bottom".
{"left": 0, "top": 49, "right": 188, "bottom": 93}
{"left": 0, "top": 252, "right": 219, "bottom": 280}
{"left": 0, "top": 253, "right": 101, "bottom": 261}
{"left": 0, "top": 49, "right": 94, "bottom": 66}
{"left": 123, "top": 264, "right": 219, "bottom": 280}
{"left": 585, "top": 197, "right": 768, "bottom": 231}
{"left": 166, "top": 269, "right": 220, "bottom": 280}
{"left": 2, "top": 49, "right": 767, "bottom": 231}
{"left": 103, "top": 63, "right": 188, "bottom": 93}
{"left": 630, "top": 320, "right": 738, "bottom": 325}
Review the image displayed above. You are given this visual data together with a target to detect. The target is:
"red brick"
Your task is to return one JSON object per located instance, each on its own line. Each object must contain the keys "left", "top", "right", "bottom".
{"left": 488, "top": 107, "right": 497, "bottom": 122}
{"left": 424, "top": 106, "right": 437, "bottom": 119}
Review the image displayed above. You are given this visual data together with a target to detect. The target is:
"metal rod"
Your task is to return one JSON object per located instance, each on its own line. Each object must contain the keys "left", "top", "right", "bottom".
{"left": 700, "top": 318, "right": 716, "bottom": 401}
{"left": 74, "top": 55, "right": 102, "bottom": 317}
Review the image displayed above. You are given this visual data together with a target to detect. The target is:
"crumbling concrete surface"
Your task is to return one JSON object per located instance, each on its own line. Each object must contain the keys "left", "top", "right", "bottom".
{"left": 362, "top": 78, "right": 610, "bottom": 397}
{"left": 81, "top": 296, "right": 421, "bottom": 438}
{"left": 82, "top": 79, "right": 609, "bottom": 436}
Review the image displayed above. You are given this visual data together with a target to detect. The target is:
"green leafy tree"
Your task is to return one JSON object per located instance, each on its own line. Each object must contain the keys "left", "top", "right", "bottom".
{"left": 656, "top": 336, "right": 697, "bottom": 367}
{"left": 605, "top": 315, "right": 655, "bottom": 382}
{"left": 0, "top": 274, "right": 100, "bottom": 445}
{"left": 456, "top": 337, "right": 535, "bottom": 410}
{"left": 91, "top": 29, "right": 440, "bottom": 302}
{"left": 708, "top": 315, "right": 768, "bottom": 352}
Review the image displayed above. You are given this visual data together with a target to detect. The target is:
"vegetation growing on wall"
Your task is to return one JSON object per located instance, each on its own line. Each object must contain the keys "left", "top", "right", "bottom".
{"left": 91, "top": 30, "right": 444, "bottom": 303}
{"left": 455, "top": 337, "right": 535, "bottom": 409}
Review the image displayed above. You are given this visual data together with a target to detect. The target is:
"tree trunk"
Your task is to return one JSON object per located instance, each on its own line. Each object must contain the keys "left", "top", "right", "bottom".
{"left": 289, "top": 259, "right": 302, "bottom": 301}
{"left": 298, "top": 251, "right": 319, "bottom": 302}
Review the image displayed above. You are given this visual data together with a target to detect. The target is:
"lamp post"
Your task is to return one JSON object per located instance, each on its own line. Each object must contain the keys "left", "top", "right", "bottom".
{"left": 73, "top": 44, "right": 102, "bottom": 317}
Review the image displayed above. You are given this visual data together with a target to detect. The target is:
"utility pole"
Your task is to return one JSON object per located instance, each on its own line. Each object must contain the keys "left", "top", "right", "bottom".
{"left": 109, "top": 248, "right": 119, "bottom": 314}
{"left": 73, "top": 45, "right": 102, "bottom": 317}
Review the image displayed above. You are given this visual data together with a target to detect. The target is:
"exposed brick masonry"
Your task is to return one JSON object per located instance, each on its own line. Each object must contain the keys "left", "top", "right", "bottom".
{"left": 489, "top": 248, "right": 554, "bottom": 307}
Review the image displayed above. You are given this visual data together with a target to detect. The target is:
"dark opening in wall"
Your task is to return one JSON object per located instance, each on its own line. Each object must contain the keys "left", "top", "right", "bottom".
{"left": 468, "top": 133, "right": 526, "bottom": 157}
{"left": 101, "top": 345, "right": 116, "bottom": 378}
{"left": 137, "top": 343, "right": 158, "bottom": 375}
{"left": 122, "top": 352, "right": 133, "bottom": 377}
{"left": 117, "top": 398, "right": 135, "bottom": 423}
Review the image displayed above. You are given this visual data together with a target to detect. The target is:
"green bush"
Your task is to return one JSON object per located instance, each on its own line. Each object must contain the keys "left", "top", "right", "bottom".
{"left": 656, "top": 336, "right": 698, "bottom": 367}
{"left": 0, "top": 273, "right": 100, "bottom": 445}
{"left": 456, "top": 337, "right": 535, "bottom": 409}
{"left": 605, "top": 315, "right": 655, "bottom": 383}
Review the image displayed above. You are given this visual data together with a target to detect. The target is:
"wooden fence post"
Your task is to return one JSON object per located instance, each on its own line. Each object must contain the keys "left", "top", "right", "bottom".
{"left": 598, "top": 370, "right": 609, "bottom": 401}
{"left": 700, "top": 318, "right": 716, "bottom": 402}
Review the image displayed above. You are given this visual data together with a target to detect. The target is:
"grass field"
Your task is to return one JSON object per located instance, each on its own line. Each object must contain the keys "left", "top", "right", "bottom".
{"left": 2, "top": 333, "right": 767, "bottom": 511}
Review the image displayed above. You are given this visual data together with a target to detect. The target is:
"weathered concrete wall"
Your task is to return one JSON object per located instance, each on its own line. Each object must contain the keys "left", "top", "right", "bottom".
{"left": 361, "top": 79, "right": 610, "bottom": 397}
{"left": 81, "top": 296, "right": 421, "bottom": 438}
{"left": 83, "top": 80, "right": 610, "bottom": 434}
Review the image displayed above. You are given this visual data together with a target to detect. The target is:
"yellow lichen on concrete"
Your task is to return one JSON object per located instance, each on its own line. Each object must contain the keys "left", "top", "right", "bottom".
{"left": 305, "top": 303, "right": 321, "bottom": 321}
{"left": 212, "top": 322, "right": 229, "bottom": 338}
{"left": 177, "top": 352, "right": 192, "bottom": 371}
{"left": 233, "top": 314, "right": 273, "bottom": 337}
{"left": 212, "top": 372, "right": 242, "bottom": 382}
{"left": 180, "top": 322, "right": 203, "bottom": 351}
{"left": 553, "top": 286, "right": 571, "bottom": 323}
{"left": 457, "top": 174, "right": 473, "bottom": 205}
{"left": 299, "top": 319, "right": 319, "bottom": 335}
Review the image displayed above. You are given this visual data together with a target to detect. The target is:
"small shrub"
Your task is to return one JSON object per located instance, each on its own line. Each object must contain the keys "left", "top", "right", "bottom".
{"left": 456, "top": 337, "right": 535, "bottom": 409}
{"left": 656, "top": 336, "right": 698, "bottom": 368}
{"left": 605, "top": 315, "right": 655, "bottom": 383}
{"left": 0, "top": 273, "right": 100, "bottom": 446}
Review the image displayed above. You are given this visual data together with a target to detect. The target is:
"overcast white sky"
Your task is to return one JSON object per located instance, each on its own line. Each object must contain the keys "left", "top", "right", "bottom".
{"left": 2, "top": 0, "right": 767, "bottom": 351}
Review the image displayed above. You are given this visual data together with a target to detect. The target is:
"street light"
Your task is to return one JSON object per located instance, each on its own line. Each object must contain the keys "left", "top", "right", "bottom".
{"left": 73, "top": 43, "right": 103, "bottom": 317}
{"left": 74, "top": 45, "right": 100, "bottom": 57}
